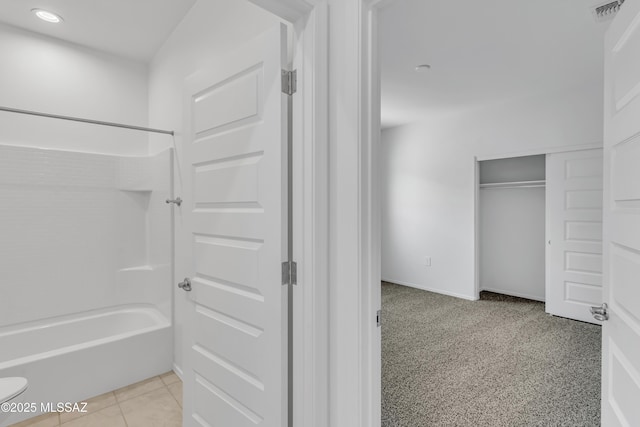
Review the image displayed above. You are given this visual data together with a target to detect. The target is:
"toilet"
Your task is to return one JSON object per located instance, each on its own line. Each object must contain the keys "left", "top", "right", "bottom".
{"left": 0, "top": 377, "right": 28, "bottom": 426}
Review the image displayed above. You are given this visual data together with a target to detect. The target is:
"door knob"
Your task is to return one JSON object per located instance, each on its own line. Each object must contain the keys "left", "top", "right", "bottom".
{"left": 166, "top": 197, "right": 182, "bottom": 206}
{"left": 590, "top": 302, "right": 608, "bottom": 321}
{"left": 178, "top": 277, "right": 192, "bottom": 292}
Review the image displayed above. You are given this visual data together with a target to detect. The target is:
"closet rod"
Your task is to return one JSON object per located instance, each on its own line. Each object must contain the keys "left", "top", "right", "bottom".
{"left": 479, "top": 180, "right": 546, "bottom": 189}
{"left": 0, "top": 106, "right": 174, "bottom": 136}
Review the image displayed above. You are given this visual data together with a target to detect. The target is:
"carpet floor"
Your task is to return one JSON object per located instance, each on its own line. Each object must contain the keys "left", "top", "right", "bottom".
{"left": 381, "top": 282, "right": 602, "bottom": 427}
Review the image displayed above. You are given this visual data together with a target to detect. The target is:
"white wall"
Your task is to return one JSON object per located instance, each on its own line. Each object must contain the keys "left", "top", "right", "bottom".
{"left": 381, "top": 83, "right": 603, "bottom": 300}
{"left": 147, "top": 0, "right": 282, "bottom": 372}
{"left": 0, "top": 23, "right": 149, "bottom": 156}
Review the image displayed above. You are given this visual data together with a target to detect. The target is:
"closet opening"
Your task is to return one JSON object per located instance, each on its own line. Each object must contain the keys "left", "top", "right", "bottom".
{"left": 477, "top": 154, "right": 547, "bottom": 302}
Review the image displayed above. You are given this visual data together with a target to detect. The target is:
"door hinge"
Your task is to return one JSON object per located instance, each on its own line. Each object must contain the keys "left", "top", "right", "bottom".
{"left": 282, "top": 261, "right": 297, "bottom": 286}
{"left": 281, "top": 70, "right": 297, "bottom": 96}
{"left": 376, "top": 309, "right": 382, "bottom": 327}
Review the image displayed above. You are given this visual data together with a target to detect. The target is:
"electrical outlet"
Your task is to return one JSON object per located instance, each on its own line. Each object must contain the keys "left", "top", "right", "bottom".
{"left": 424, "top": 256, "right": 431, "bottom": 267}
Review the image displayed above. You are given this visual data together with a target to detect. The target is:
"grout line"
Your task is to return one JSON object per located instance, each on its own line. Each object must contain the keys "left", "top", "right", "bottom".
{"left": 160, "top": 371, "right": 181, "bottom": 387}
{"left": 167, "top": 383, "right": 182, "bottom": 408}
{"left": 114, "top": 376, "right": 164, "bottom": 404}
{"left": 58, "top": 403, "right": 119, "bottom": 426}
{"left": 117, "top": 402, "right": 129, "bottom": 427}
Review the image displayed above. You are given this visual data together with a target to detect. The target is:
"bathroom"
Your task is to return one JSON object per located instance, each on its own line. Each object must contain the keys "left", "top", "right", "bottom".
{"left": 0, "top": 1, "right": 284, "bottom": 425}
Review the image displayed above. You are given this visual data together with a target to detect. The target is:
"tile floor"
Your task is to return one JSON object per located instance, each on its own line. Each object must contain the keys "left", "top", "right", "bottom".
{"left": 9, "top": 371, "right": 182, "bottom": 427}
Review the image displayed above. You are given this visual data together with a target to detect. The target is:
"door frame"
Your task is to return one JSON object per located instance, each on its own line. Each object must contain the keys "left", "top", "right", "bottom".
{"left": 250, "top": 0, "right": 386, "bottom": 425}
{"left": 248, "top": 1, "right": 330, "bottom": 426}
{"left": 252, "top": 1, "right": 450, "bottom": 426}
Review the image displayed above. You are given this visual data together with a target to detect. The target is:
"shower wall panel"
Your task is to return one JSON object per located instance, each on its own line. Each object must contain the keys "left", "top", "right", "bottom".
{"left": 0, "top": 145, "right": 172, "bottom": 327}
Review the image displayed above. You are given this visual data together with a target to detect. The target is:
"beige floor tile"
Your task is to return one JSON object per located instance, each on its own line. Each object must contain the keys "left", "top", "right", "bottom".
{"left": 9, "top": 412, "right": 59, "bottom": 427}
{"left": 114, "top": 377, "right": 164, "bottom": 402}
{"left": 59, "top": 392, "right": 117, "bottom": 424}
{"left": 119, "top": 387, "right": 181, "bottom": 427}
{"left": 167, "top": 381, "right": 183, "bottom": 407}
{"left": 59, "top": 405, "right": 125, "bottom": 427}
{"left": 159, "top": 371, "right": 180, "bottom": 386}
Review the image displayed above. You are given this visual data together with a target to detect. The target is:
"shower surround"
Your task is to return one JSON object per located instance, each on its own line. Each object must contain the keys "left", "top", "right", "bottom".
{"left": 0, "top": 145, "right": 173, "bottom": 425}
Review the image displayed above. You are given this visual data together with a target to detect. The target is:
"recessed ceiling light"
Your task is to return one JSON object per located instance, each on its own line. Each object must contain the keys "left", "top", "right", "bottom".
{"left": 415, "top": 64, "right": 431, "bottom": 72}
{"left": 32, "top": 9, "right": 63, "bottom": 23}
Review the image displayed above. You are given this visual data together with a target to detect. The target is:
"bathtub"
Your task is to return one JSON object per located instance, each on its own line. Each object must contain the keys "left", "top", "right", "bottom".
{"left": 0, "top": 305, "right": 172, "bottom": 426}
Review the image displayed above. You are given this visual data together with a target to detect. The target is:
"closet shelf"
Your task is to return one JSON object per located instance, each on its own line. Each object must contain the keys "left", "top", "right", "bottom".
{"left": 479, "top": 180, "right": 546, "bottom": 189}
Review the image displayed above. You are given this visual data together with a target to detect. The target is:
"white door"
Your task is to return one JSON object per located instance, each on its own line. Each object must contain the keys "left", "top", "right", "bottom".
{"left": 546, "top": 149, "right": 603, "bottom": 324}
{"left": 601, "top": 1, "right": 640, "bottom": 425}
{"left": 179, "top": 24, "right": 289, "bottom": 427}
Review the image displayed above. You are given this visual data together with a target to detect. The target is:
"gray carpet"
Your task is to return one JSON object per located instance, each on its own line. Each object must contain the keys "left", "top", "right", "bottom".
{"left": 382, "top": 282, "right": 601, "bottom": 427}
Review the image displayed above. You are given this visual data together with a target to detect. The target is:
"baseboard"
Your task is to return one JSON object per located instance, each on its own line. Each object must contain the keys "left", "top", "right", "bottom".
{"left": 173, "top": 363, "right": 183, "bottom": 380}
{"left": 382, "top": 277, "right": 478, "bottom": 301}
{"left": 480, "top": 287, "right": 545, "bottom": 302}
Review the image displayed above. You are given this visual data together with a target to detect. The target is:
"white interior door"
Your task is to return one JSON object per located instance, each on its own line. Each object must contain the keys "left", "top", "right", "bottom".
{"left": 179, "top": 24, "right": 288, "bottom": 427}
{"left": 546, "top": 149, "right": 603, "bottom": 324}
{"left": 601, "top": 1, "right": 640, "bottom": 425}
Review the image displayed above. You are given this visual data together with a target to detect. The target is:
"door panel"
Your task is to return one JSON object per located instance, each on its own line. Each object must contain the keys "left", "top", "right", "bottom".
{"left": 602, "top": 1, "right": 640, "bottom": 425}
{"left": 180, "top": 24, "right": 288, "bottom": 427}
{"left": 193, "top": 67, "right": 262, "bottom": 133}
{"left": 546, "top": 149, "right": 603, "bottom": 323}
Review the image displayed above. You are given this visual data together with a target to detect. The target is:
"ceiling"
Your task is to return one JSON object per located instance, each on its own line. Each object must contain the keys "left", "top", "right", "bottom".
{"left": 0, "top": 0, "right": 197, "bottom": 62}
{"left": 379, "top": 0, "right": 609, "bottom": 128}
{"left": 0, "top": 0, "right": 609, "bottom": 123}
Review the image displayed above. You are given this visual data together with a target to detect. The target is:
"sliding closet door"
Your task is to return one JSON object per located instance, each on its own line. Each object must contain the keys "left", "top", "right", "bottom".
{"left": 546, "top": 149, "right": 603, "bottom": 324}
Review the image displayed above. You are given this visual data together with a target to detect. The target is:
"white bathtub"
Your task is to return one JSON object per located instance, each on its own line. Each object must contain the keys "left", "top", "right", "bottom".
{"left": 0, "top": 305, "right": 172, "bottom": 426}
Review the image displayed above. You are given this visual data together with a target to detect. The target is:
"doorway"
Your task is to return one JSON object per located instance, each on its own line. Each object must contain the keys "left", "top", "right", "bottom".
{"left": 249, "top": 1, "right": 639, "bottom": 426}
{"left": 377, "top": 0, "right": 608, "bottom": 422}
{"left": 380, "top": 144, "right": 604, "bottom": 426}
